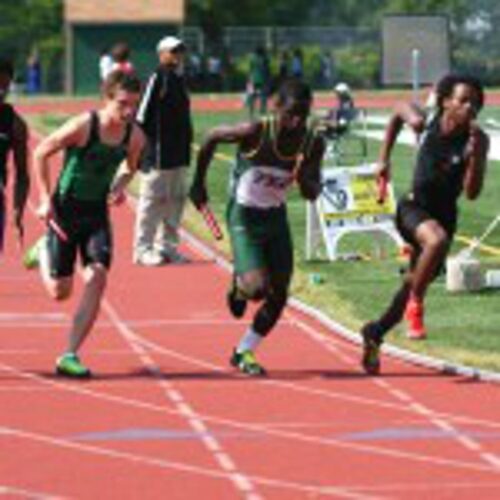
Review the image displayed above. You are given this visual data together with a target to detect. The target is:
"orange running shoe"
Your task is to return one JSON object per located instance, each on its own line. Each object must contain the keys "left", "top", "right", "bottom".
{"left": 404, "top": 297, "right": 427, "bottom": 340}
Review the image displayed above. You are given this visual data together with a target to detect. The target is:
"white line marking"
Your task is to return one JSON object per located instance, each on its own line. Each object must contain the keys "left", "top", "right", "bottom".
{"left": 0, "top": 425, "right": 377, "bottom": 499}
{"left": 102, "top": 299, "right": 263, "bottom": 500}
{"left": 2, "top": 359, "right": 498, "bottom": 477}
{"left": 180, "top": 220, "right": 500, "bottom": 472}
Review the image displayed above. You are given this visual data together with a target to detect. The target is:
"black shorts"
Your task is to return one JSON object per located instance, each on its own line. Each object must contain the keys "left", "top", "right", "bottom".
{"left": 48, "top": 198, "right": 112, "bottom": 278}
{"left": 396, "top": 196, "right": 456, "bottom": 250}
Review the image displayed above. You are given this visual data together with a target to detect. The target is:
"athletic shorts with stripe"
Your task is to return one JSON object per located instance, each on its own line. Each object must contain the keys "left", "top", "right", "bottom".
{"left": 227, "top": 201, "right": 293, "bottom": 276}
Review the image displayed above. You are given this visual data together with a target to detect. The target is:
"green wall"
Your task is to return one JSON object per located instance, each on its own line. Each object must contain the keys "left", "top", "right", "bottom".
{"left": 71, "top": 23, "right": 178, "bottom": 94}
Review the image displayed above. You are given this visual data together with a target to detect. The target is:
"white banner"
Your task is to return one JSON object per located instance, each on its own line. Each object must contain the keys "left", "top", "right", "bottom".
{"left": 306, "top": 163, "right": 403, "bottom": 260}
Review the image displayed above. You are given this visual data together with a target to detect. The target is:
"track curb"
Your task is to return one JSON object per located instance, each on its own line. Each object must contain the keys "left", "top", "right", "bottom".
{"left": 180, "top": 227, "right": 500, "bottom": 384}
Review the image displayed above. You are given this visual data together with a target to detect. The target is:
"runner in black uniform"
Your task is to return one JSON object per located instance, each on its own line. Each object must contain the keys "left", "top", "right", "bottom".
{"left": 27, "top": 71, "right": 145, "bottom": 377}
{"left": 190, "top": 80, "right": 325, "bottom": 376}
{"left": 361, "top": 74, "right": 489, "bottom": 375}
{"left": 0, "top": 58, "right": 29, "bottom": 251}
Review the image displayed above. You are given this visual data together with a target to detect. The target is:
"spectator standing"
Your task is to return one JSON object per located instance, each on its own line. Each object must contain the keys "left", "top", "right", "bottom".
{"left": 111, "top": 42, "right": 135, "bottom": 75}
{"left": 245, "top": 46, "right": 271, "bottom": 118}
{"left": 133, "top": 36, "right": 193, "bottom": 265}
{"left": 26, "top": 53, "right": 42, "bottom": 94}
{"left": 290, "top": 48, "right": 304, "bottom": 79}
{"left": 99, "top": 47, "right": 114, "bottom": 81}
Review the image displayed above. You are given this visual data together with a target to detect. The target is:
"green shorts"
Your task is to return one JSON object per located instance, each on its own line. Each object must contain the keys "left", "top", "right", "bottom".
{"left": 227, "top": 201, "right": 293, "bottom": 276}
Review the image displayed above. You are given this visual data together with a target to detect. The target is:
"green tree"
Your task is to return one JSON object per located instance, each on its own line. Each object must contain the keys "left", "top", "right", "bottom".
{"left": 0, "top": 0, "right": 63, "bottom": 90}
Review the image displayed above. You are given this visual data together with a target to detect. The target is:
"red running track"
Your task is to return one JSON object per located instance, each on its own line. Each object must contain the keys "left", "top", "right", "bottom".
{"left": 13, "top": 90, "right": 500, "bottom": 117}
{"left": 1, "top": 136, "right": 500, "bottom": 499}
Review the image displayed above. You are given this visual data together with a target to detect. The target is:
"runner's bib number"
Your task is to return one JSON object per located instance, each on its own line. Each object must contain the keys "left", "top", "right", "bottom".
{"left": 235, "top": 166, "right": 294, "bottom": 208}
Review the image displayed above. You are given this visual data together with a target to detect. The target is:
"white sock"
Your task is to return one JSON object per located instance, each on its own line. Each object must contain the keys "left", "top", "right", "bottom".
{"left": 38, "top": 235, "right": 51, "bottom": 283}
{"left": 236, "top": 327, "right": 263, "bottom": 353}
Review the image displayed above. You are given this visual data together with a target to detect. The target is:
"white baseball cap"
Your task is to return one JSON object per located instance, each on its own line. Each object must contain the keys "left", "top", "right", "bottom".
{"left": 334, "top": 82, "right": 350, "bottom": 94}
{"left": 157, "top": 36, "right": 185, "bottom": 53}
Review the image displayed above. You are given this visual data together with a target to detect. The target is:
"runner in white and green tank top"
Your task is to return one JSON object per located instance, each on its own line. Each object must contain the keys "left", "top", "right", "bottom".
{"left": 191, "top": 79, "right": 325, "bottom": 376}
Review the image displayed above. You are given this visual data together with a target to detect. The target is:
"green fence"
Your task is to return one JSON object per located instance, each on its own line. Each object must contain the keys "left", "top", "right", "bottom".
{"left": 72, "top": 23, "right": 177, "bottom": 94}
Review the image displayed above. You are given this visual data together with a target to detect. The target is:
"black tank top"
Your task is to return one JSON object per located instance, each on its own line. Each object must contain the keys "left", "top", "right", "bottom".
{"left": 411, "top": 116, "right": 469, "bottom": 220}
{"left": 0, "top": 103, "right": 14, "bottom": 186}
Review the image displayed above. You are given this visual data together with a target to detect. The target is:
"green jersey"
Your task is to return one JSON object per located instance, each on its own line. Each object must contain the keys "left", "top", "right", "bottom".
{"left": 56, "top": 112, "right": 131, "bottom": 203}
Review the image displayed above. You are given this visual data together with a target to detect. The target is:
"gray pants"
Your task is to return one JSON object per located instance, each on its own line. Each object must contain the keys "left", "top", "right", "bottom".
{"left": 133, "top": 167, "right": 188, "bottom": 260}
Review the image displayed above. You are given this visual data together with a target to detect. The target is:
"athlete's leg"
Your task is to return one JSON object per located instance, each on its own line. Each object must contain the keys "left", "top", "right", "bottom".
{"left": 410, "top": 220, "right": 450, "bottom": 299}
{"left": 231, "top": 211, "right": 293, "bottom": 375}
{"left": 56, "top": 221, "right": 111, "bottom": 378}
{"left": 66, "top": 263, "right": 107, "bottom": 354}
{"left": 252, "top": 271, "right": 290, "bottom": 336}
{"left": 38, "top": 228, "right": 74, "bottom": 300}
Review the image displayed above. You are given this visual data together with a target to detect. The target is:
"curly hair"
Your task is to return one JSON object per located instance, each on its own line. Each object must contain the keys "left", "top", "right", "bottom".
{"left": 276, "top": 78, "right": 312, "bottom": 108}
{"left": 435, "top": 73, "right": 484, "bottom": 113}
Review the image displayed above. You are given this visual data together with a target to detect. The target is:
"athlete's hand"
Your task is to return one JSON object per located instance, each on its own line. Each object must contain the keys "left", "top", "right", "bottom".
{"left": 35, "top": 198, "right": 53, "bottom": 222}
{"left": 375, "top": 160, "right": 391, "bottom": 204}
{"left": 12, "top": 209, "right": 24, "bottom": 248}
{"left": 466, "top": 123, "right": 486, "bottom": 160}
{"left": 189, "top": 182, "right": 208, "bottom": 210}
{"left": 108, "top": 189, "right": 126, "bottom": 206}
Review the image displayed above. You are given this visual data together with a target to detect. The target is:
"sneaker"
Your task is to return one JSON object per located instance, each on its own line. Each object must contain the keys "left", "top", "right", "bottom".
{"left": 134, "top": 250, "right": 165, "bottom": 267}
{"left": 227, "top": 276, "right": 247, "bottom": 318}
{"left": 166, "top": 250, "right": 191, "bottom": 264}
{"left": 230, "top": 349, "right": 266, "bottom": 376}
{"left": 23, "top": 236, "right": 45, "bottom": 269}
{"left": 56, "top": 353, "right": 92, "bottom": 379}
{"left": 360, "top": 322, "right": 382, "bottom": 375}
{"left": 405, "top": 298, "right": 427, "bottom": 340}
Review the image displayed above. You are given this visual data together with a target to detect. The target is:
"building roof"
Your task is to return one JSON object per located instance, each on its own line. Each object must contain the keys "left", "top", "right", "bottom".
{"left": 65, "top": 0, "right": 184, "bottom": 23}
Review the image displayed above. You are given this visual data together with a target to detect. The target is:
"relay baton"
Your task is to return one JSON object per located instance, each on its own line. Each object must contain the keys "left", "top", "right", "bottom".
{"left": 200, "top": 204, "right": 223, "bottom": 241}
{"left": 377, "top": 175, "right": 388, "bottom": 204}
{"left": 48, "top": 218, "right": 69, "bottom": 242}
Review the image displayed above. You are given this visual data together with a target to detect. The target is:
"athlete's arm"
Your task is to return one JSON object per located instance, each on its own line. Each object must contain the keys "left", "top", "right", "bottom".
{"left": 295, "top": 136, "right": 325, "bottom": 201}
{"left": 109, "top": 125, "right": 146, "bottom": 205}
{"left": 11, "top": 112, "right": 29, "bottom": 242}
{"left": 463, "top": 124, "right": 489, "bottom": 200}
{"left": 376, "top": 102, "right": 426, "bottom": 198}
{"left": 190, "top": 121, "right": 261, "bottom": 209}
{"left": 32, "top": 113, "right": 89, "bottom": 220}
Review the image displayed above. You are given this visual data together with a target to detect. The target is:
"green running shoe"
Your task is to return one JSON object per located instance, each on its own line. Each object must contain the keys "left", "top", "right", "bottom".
{"left": 56, "top": 353, "right": 91, "bottom": 379}
{"left": 360, "top": 322, "right": 382, "bottom": 375}
{"left": 23, "top": 236, "right": 45, "bottom": 270}
{"left": 230, "top": 349, "right": 266, "bottom": 376}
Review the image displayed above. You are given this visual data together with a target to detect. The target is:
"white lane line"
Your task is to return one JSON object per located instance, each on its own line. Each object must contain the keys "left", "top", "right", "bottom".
{"left": 0, "top": 318, "right": 289, "bottom": 329}
{"left": 102, "top": 299, "right": 264, "bottom": 500}
{"left": 103, "top": 335, "right": 500, "bottom": 475}
{"left": 292, "top": 311, "right": 500, "bottom": 471}
{"left": 0, "top": 485, "right": 66, "bottom": 499}
{"left": 1, "top": 359, "right": 499, "bottom": 476}
{"left": 0, "top": 425, "right": 378, "bottom": 499}
{"left": 181, "top": 222, "right": 500, "bottom": 473}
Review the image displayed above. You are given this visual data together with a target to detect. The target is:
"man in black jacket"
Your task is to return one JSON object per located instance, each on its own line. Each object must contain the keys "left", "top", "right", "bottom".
{"left": 134, "top": 36, "right": 193, "bottom": 265}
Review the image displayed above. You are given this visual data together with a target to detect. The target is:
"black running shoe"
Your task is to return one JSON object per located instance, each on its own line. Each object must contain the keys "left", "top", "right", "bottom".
{"left": 361, "top": 322, "right": 382, "bottom": 375}
{"left": 230, "top": 349, "right": 267, "bottom": 377}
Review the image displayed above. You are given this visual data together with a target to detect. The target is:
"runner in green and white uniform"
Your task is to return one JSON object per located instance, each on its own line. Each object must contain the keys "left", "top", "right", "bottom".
{"left": 26, "top": 71, "right": 145, "bottom": 378}
{"left": 191, "top": 79, "right": 325, "bottom": 376}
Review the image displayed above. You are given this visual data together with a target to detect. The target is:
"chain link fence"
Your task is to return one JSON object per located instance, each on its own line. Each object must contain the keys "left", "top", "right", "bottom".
{"left": 11, "top": 24, "right": 500, "bottom": 94}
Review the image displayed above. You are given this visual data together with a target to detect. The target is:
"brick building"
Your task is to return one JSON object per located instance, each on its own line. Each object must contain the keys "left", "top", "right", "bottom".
{"left": 65, "top": 0, "right": 185, "bottom": 94}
